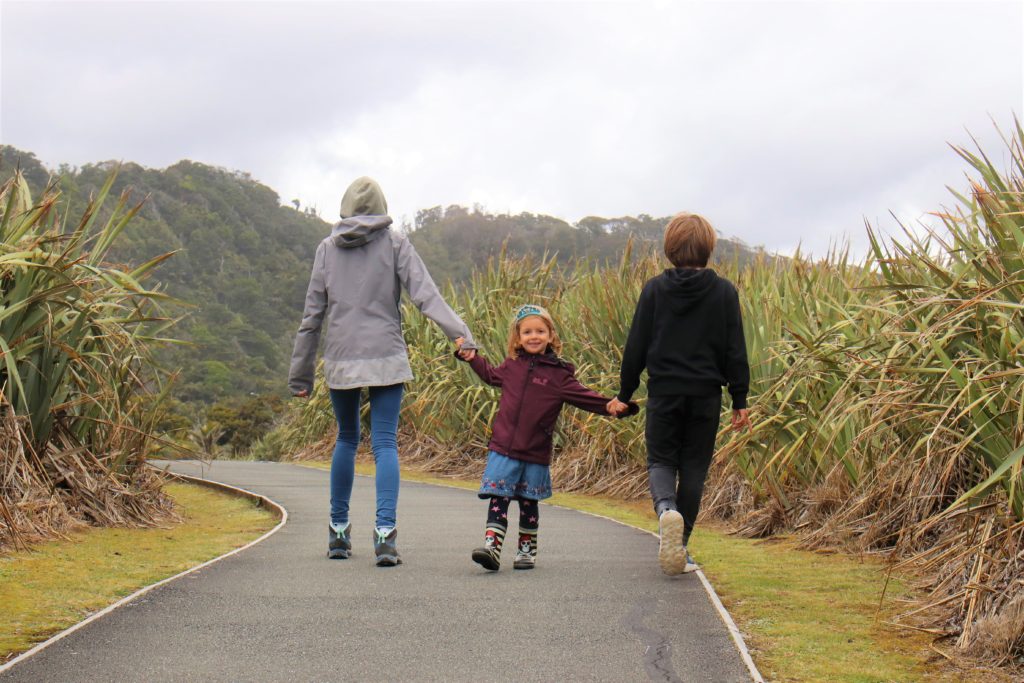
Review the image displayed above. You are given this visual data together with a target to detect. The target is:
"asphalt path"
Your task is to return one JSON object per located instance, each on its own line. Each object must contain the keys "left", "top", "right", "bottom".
{"left": 3, "top": 460, "right": 752, "bottom": 682}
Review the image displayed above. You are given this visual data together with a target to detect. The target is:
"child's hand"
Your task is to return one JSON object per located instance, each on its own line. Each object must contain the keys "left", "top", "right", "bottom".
{"left": 606, "top": 398, "right": 628, "bottom": 416}
{"left": 730, "top": 408, "right": 751, "bottom": 431}
{"left": 454, "top": 337, "right": 476, "bottom": 361}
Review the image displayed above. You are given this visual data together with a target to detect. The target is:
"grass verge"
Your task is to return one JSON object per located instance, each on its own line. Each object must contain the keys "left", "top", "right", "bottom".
{"left": 299, "top": 459, "right": 1009, "bottom": 682}
{"left": 0, "top": 481, "right": 277, "bottom": 662}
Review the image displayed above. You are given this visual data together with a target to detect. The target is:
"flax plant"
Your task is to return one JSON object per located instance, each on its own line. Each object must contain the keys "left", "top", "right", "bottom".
{"left": 1, "top": 169, "right": 178, "bottom": 551}
{"left": 711, "top": 122, "right": 1024, "bottom": 659}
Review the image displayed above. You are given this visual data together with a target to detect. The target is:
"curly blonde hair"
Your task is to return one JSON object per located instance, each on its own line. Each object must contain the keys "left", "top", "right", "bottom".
{"left": 506, "top": 304, "right": 563, "bottom": 359}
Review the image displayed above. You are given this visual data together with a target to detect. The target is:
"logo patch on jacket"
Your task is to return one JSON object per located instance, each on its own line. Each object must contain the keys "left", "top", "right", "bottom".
{"left": 531, "top": 377, "right": 549, "bottom": 386}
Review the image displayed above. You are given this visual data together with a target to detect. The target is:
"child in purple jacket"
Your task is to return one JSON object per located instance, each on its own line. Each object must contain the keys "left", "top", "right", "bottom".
{"left": 455, "top": 304, "right": 637, "bottom": 571}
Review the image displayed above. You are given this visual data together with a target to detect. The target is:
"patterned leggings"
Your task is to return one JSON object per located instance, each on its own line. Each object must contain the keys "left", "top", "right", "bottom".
{"left": 486, "top": 496, "right": 539, "bottom": 530}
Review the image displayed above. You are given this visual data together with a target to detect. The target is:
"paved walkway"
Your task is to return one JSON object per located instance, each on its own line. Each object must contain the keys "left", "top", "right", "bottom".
{"left": 3, "top": 460, "right": 753, "bottom": 682}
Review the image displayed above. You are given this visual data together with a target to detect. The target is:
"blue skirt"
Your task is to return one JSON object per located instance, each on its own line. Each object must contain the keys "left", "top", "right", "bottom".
{"left": 478, "top": 450, "right": 552, "bottom": 500}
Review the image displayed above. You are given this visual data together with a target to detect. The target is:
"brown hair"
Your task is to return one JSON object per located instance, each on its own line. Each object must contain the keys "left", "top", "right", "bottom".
{"left": 506, "top": 304, "right": 563, "bottom": 359}
{"left": 663, "top": 212, "right": 717, "bottom": 268}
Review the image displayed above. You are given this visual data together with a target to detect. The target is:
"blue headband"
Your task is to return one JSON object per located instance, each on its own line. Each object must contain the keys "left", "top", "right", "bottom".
{"left": 515, "top": 304, "right": 544, "bottom": 321}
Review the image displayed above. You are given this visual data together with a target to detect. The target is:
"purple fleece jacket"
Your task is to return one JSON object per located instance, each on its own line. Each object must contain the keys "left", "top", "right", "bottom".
{"left": 459, "top": 349, "right": 638, "bottom": 466}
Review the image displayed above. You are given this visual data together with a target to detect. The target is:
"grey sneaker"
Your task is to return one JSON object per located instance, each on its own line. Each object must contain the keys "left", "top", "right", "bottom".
{"left": 328, "top": 522, "right": 351, "bottom": 559}
{"left": 682, "top": 548, "right": 698, "bottom": 574}
{"left": 657, "top": 510, "right": 686, "bottom": 576}
{"left": 374, "top": 526, "right": 402, "bottom": 566}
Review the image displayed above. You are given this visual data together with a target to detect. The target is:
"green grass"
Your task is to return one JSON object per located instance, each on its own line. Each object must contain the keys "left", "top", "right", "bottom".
{"left": 299, "top": 460, "right": 1008, "bottom": 682}
{"left": 0, "top": 482, "right": 277, "bottom": 661}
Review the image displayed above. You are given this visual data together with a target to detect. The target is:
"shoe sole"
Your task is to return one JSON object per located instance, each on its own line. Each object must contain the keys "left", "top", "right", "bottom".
{"left": 513, "top": 561, "right": 535, "bottom": 570}
{"left": 376, "top": 555, "right": 401, "bottom": 567}
{"left": 327, "top": 548, "right": 351, "bottom": 559}
{"left": 472, "top": 548, "right": 500, "bottom": 571}
{"left": 658, "top": 510, "right": 686, "bottom": 576}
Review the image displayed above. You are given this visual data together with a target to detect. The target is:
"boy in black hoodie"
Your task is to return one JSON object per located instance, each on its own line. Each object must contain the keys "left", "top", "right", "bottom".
{"left": 609, "top": 213, "right": 751, "bottom": 576}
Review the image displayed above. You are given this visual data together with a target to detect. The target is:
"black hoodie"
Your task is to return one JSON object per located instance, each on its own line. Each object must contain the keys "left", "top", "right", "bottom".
{"left": 617, "top": 268, "right": 749, "bottom": 409}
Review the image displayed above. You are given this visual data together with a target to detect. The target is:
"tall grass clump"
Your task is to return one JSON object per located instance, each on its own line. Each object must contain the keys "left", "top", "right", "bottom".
{"left": 266, "top": 121, "right": 1023, "bottom": 665}
{"left": 0, "top": 168, "right": 178, "bottom": 552}
{"left": 712, "top": 122, "right": 1024, "bottom": 662}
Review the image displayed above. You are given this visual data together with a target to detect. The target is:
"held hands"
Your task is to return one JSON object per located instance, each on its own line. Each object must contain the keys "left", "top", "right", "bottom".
{"left": 606, "top": 398, "right": 630, "bottom": 417}
{"left": 454, "top": 337, "right": 476, "bottom": 361}
{"left": 293, "top": 389, "right": 309, "bottom": 399}
{"left": 730, "top": 408, "right": 751, "bottom": 431}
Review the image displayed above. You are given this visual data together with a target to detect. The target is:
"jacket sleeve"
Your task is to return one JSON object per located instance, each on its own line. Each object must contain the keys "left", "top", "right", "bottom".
{"left": 395, "top": 235, "right": 477, "bottom": 350}
{"left": 617, "top": 281, "right": 655, "bottom": 403}
{"left": 288, "top": 242, "right": 327, "bottom": 395}
{"left": 561, "top": 371, "right": 639, "bottom": 418}
{"left": 725, "top": 285, "right": 750, "bottom": 410}
{"left": 458, "top": 351, "right": 505, "bottom": 387}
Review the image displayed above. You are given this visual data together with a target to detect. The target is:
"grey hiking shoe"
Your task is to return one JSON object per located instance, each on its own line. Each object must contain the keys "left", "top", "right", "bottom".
{"left": 374, "top": 526, "right": 402, "bottom": 566}
{"left": 328, "top": 522, "right": 351, "bottom": 559}
{"left": 657, "top": 509, "right": 686, "bottom": 576}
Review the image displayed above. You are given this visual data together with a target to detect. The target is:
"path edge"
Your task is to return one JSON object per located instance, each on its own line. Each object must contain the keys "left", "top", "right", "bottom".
{"left": 0, "top": 466, "right": 288, "bottom": 675}
{"left": 387, "top": 471, "right": 765, "bottom": 683}
{"left": 541, "top": 501, "right": 766, "bottom": 683}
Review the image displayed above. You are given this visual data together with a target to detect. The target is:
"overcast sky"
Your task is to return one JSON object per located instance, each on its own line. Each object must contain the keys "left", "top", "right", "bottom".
{"left": 2, "top": 0, "right": 1022, "bottom": 256}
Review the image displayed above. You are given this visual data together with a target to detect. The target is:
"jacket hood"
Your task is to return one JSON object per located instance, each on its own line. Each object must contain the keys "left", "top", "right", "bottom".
{"left": 660, "top": 268, "right": 719, "bottom": 313}
{"left": 331, "top": 215, "right": 393, "bottom": 249}
{"left": 340, "top": 176, "right": 388, "bottom": 218}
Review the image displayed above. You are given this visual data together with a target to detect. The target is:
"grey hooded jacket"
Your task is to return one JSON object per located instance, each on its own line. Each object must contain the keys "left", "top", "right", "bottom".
{"left": 288, "top": 180, "right": 476, "bottom": 394}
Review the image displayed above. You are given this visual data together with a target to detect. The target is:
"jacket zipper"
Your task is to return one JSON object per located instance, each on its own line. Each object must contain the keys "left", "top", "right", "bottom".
{"left": 509, "top": 358, "right": 535, "bottom": 455}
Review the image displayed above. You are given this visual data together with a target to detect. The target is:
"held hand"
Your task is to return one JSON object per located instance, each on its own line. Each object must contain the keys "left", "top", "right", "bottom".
{"left": 293, "top": 389, "right": 309, "bottom": 399}
{"left": 607, "top": 398, "right": 628, "bottom": 416}
{"left": 454, "top": 337, "right": 476, "bottom": 361}
{"left": 730, "top": 408, "right": 751, "bottom": 431}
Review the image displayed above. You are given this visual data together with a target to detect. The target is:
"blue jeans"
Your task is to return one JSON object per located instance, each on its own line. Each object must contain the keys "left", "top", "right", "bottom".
{"left": 328, "top": 383, "right": 403, "bottom": 529}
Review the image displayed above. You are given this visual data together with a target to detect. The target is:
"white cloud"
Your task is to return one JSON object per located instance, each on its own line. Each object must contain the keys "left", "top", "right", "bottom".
{"left": 2, "top": 0, "right": 1021, "bottom": 257}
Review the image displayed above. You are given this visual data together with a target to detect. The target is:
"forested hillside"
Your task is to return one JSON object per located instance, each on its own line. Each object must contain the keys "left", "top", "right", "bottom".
{"left": 408, "top": 205, "right": 765, "bottom": 283}
{"left": 1, "top": 146, "right": 765, "bottom": 450}
{"left": 1, "top": 146, "right": 327, "bottom": 445}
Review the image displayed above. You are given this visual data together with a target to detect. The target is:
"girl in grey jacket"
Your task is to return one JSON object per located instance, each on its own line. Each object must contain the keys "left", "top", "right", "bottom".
{"left": 289, "top": 177, "right": 476, "bottom": 566}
